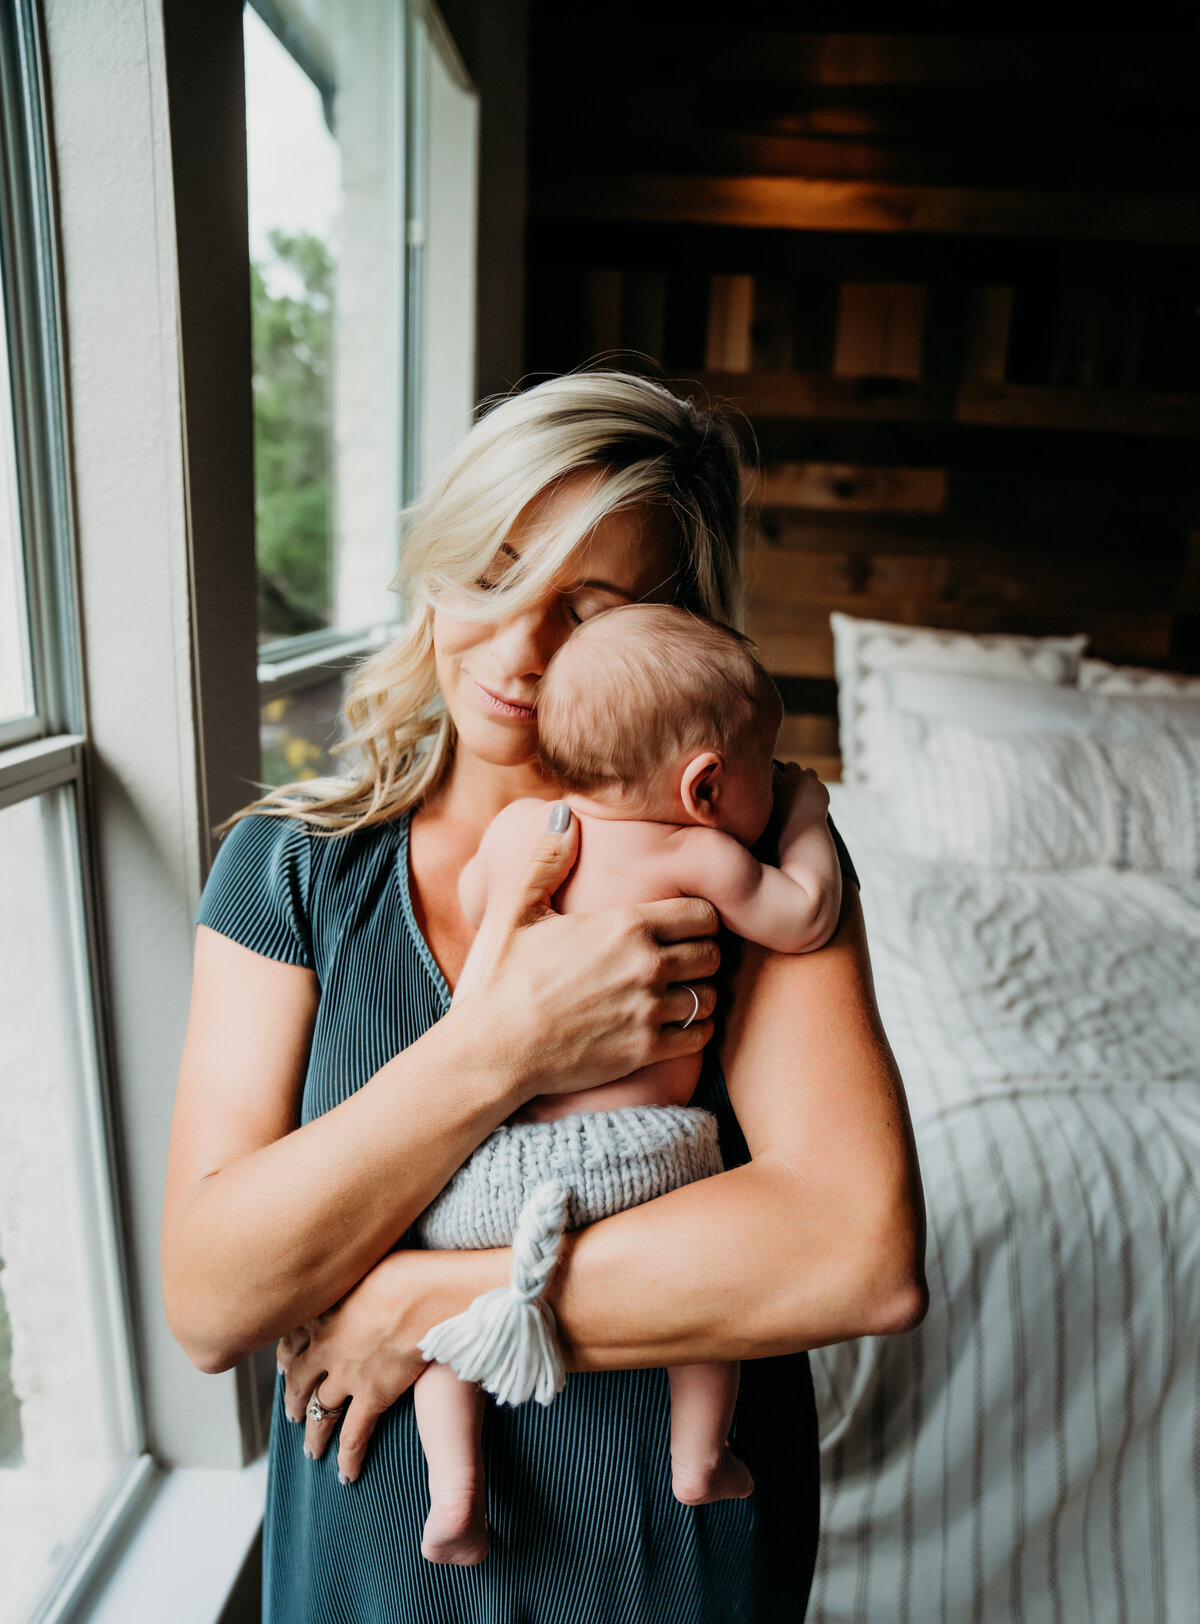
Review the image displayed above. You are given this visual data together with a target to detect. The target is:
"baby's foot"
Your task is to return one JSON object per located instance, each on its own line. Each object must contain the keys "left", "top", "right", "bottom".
{"left": 672, "top": 1446, "right": 755, "bottom": 1507}
{"left": 420, "top": 1489, "right": 490, "bottom": 1565}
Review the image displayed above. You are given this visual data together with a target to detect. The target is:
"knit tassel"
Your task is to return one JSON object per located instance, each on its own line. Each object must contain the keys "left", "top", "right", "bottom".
{"left": 418, "top": 1178, "right": 570, "bottom": 1407}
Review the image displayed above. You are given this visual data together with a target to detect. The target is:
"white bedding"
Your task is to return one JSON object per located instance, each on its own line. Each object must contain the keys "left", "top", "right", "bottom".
{"left": 811, "top": 785, "right": 1200, "bottom": 1623}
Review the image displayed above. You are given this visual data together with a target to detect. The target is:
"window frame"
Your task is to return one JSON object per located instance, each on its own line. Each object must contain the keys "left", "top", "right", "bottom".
{"left": 0, "top": 1, "right": 152, "bottom": 1618}
{"left": 245, "top": 0, "right": 480, "bottom": 713}
{"left": 0, "top": 0, "right": 511, "bottom": 1612}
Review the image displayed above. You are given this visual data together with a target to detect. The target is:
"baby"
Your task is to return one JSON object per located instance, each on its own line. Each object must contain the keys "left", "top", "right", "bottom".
{"left": 411, "top": 603, "right": 843, "bottom": 1565}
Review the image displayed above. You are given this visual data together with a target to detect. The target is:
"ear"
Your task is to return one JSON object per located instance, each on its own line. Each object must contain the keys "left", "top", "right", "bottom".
{"left": 680, "top": 752, "right": 724, "bottom": 826}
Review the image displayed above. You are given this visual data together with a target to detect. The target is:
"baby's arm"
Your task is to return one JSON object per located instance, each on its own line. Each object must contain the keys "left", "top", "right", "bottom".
{"left": 668, "top": 815, "right": 840, "bottom": 956}
{"left": 773, "top": 763, "right": 842, "bottom": 945}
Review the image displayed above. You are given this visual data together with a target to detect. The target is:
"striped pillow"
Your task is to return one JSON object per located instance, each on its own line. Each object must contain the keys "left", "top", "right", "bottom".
{"left": 887, "top": 711, "right": 1200, "bottom": 874}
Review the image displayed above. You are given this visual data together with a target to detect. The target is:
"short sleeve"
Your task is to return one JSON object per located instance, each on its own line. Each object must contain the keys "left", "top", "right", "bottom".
{"left": 193, "top": 812, "right": 315, "bottom": 968}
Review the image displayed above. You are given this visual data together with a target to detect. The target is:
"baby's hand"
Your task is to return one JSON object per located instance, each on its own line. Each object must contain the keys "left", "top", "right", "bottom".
{"left": 772, "top": 760, "right": 830, "bottom": 829}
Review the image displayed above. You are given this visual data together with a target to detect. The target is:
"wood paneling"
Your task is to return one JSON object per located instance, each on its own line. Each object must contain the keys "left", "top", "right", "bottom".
{"left": 525, "top": 17, "right": 1200, "bottom": 774}
{"left": 754, "top": 462, "right": 947, "bottom": 513}
{"left": 688, "top": 371, "right": 1200, "bottom": 436}
{"left": 537, "top": 174, "right": 1200, "bottom": 244}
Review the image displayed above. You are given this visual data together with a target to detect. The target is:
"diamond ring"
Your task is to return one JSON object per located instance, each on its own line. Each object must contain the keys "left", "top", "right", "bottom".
{"left": 307, "top": 1386, "right": 345, "bottom": 1424}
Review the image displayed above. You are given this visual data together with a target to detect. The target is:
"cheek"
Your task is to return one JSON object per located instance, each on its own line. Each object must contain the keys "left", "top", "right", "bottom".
{"left": 432, "top": 610, "right": 484, "bottom": 671}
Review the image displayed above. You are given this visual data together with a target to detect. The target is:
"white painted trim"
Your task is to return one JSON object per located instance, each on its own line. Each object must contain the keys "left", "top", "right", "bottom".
{"left": 70, "top": 1460, "right": 267, "bottom": 1624}
{"left": 42, "top": 0, "right": 247, "bottom": 1470}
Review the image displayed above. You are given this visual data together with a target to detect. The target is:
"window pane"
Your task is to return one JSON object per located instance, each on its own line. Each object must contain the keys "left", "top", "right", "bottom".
{"left": 0, "top": 253, "right": 33, "bottom": 726}
{"left": 415, "top": 11, "right": 479, "bottom": 487}
{"left": 244, "top": 0, "right": 404, "bottom": 647}
{"left": 245, "top": 4, "right": 341, "bottom": 641}
{"left": 260, "top": 669, "right": 352, "bottom": 786}
{"left": 0, "top": 789, "right": 137, "bottom": 1621}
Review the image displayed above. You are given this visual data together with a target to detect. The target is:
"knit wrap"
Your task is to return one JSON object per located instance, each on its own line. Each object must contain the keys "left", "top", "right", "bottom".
{"left": 417, "top": 1103, "right": 723, "bottom": 1250}
{"left": 416, "top": 1104, "right": 722, "bottom": 1407}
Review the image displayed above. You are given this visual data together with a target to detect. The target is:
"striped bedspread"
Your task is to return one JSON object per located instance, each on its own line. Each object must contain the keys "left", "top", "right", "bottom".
{"left": 812, "top": 786, "right": 1200, "bottom": 1624}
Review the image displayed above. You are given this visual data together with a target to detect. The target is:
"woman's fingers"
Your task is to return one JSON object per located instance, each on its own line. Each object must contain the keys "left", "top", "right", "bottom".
{"left": 282, "top": 1352, "right": 318, "bottom": 1426}
{"left": 664, "top": 980, "right": 718, "bottom": 1028}
{"left": 656, "top": 934, "right": 722, "bottom": 985}
{"left": 658, "top": 1016, "right": 715, "bottom": 1057}
{"left": 336, "top": 1398, "right": 383, "bottom": 1486}
{"left": 635, "top": 895, "right": 721, "bottom": 943}
{"left": 303, "top": 1373, "right": 351, "bottom": 1461}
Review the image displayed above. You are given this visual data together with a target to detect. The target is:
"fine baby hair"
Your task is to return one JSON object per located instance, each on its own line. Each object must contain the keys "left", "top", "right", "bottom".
{"left": 536, "top": 603, "right": 784, "bottom": 801}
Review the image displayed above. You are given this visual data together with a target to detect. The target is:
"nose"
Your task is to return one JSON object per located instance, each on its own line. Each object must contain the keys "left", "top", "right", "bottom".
{"left": 487, "top": 600, "right": 563, "bottom": 684}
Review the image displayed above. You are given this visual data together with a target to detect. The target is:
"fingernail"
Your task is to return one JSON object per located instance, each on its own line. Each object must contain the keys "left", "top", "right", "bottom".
{"left": 303, "top": 1445, "right": 314, "bottom": 1460}
{"left": 548, "top": 802, "right": 570, "bottom": 832}
{"left": 338, "top": 1472, "right": 350, "bottom": 1486}
{"left": 276, "top": 1361, "right": 285, "bottom": 1376}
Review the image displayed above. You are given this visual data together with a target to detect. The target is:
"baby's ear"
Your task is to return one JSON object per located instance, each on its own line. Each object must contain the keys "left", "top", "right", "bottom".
{"left": 680, "top": 752, "right": 723, "bottom": 824}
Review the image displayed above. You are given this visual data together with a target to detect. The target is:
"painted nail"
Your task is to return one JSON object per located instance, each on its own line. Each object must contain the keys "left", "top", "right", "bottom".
{"left": 338, "top": 1472, "right": 350, "bottom": 1486}
{"left": 286, "top": 1410, "right": 300, "bottom": 1424}
{"left": 303, "top": 1445, "right": 314, "bottom": 1460}
{"left": 548, "top": 802, "right": 571, "bottom": 832}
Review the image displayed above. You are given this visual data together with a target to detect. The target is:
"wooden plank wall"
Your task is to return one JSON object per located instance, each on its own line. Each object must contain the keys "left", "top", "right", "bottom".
{"left": 523, "top": 8, "right": 1200, "bottom": 779}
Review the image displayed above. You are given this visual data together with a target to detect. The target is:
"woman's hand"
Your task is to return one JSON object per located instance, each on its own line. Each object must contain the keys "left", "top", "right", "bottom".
{"left": 449, "top": 805, "right": 722, "bottom": 1099}
{"left": 277, "top": 1247, "right": 507, "bottom": 1483}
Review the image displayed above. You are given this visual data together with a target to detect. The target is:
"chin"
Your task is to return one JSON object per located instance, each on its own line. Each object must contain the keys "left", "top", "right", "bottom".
{"left": 454, "top": 716, "right": 538, "bottom": 768}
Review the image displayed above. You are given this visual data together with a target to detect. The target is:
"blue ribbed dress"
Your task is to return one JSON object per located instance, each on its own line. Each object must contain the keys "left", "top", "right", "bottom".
{"left": 193, "top": 804, "right": 859, "bottom": 1624}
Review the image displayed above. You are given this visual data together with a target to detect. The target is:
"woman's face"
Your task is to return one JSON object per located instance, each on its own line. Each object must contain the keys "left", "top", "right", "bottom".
{"left": 432, "top": 469, "right": 681, "bottom": 774}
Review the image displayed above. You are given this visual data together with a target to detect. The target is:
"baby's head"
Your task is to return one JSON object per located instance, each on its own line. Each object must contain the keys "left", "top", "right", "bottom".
{"left": 536, "top": 604, "right": 784, "bottom": 845}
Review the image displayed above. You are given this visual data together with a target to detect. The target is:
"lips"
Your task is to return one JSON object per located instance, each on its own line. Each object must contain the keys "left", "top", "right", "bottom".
{"left": 472, "top": 680, "right": 537, "bottom": 719}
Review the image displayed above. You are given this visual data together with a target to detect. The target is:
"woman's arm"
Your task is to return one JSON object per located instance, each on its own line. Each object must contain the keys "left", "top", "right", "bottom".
{"left": 281, "top": 881, "right": 924, "bottom": 1482}
{"left": 389, "top": 883, "right": 925, "bottom": 1370}
{"left": 547, "top": 883, "right": 927, "bottom": 1362}
{"left": 162, "top": 817, "right": 720, "bottom": 1374}
{"left": 283, "top": 881, "right": 924, "bottom": 1479}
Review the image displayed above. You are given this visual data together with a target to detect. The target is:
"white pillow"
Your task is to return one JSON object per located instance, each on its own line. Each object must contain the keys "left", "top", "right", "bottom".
{"left": 887, "top": 710, "right": 1200, "bottom": 874}
{"left": 1078, "top": 657, "right": 1200, "bottom": 698}
{"left": 830, "top": 612, "right": 1088, "bottom": 795}
{"left": 885, "top": 667, "right": 1200, "bottom": 739}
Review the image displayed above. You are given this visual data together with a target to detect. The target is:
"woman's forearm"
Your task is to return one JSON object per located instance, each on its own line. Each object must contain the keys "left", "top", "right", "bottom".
{"left": 163, "top": 1005, "right": 527, "bottom": 1370}
{"left": 398, "top": 1147, "right": 923, "bottom": 1379}
{"left": 539, "top": 894, "right": 926, "bottom": 1369}
{"left": 545, "top": 1151, "right": 925, "bottom": 1370}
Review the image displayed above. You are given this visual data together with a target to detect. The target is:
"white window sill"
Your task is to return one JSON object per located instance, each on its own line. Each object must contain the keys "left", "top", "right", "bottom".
{"left": 70, "top": 1457, "right": 267, "bottom": 1624}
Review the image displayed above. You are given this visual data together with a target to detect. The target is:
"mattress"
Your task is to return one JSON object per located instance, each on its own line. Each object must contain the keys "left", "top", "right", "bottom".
{"left": 810, "top": 785, "right": 1200, "bottom": 1623}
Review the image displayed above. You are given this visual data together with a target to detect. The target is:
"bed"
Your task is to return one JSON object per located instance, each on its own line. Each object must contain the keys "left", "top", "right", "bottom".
{"left": 803, "top": 617, "right": 1200, "bottom": 1623}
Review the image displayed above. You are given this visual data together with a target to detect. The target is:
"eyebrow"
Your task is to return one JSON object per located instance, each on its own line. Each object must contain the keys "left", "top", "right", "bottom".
{"left": 497, "top": 541, "right": 636, "bottom": 601}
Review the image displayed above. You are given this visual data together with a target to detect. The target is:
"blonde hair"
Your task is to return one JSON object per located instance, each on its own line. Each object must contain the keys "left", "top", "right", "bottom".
{"left": 536, "top": 604, "right": 783, "bottom": 801}
{"left": 219, "top": 364, "right": 758, "bottom": 838}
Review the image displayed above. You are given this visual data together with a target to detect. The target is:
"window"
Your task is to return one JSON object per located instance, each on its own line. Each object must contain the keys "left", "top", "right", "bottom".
{"left": 0, "top": 5, "right": 144, "bottom": 1620}
{"left": 244, "top": 0, "right": 479, "bottom": 789}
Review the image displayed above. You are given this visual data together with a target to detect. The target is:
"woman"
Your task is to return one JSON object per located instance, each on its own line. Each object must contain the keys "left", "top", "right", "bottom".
{"left": 162, "top": 368, "right": 927, "bottom": 1624}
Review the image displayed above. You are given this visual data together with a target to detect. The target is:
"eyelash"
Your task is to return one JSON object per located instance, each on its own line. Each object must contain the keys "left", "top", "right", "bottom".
{"left": 474, "top": 577, "right": 584, "bottom": 625}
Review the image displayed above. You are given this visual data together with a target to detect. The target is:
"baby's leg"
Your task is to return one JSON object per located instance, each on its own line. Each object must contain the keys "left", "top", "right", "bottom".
{"left": 667, "top": 1361, "right": 755, "bottom": 1506}
{"left": 412, "top": 1362, "right": 489, "bottom": 1564}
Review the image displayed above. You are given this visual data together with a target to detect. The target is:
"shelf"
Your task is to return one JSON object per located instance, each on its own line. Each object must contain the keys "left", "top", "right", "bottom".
{"left": 670, "top": 371, "right": 1200, "bottom": 437}
{"left": 536, "top": 173, "right": 1200, "bottom": 244}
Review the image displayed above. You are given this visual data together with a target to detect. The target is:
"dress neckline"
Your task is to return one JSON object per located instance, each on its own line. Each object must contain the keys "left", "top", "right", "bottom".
{"left": 396, "top": 809, "right": 453, "bottom": 1014}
